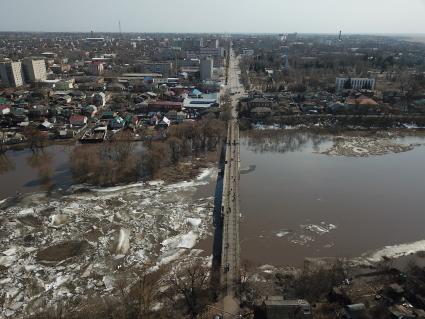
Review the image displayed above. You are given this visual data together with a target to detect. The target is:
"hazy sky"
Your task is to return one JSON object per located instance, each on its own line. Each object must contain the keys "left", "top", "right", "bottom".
{"left": 1, "top": 0, "right": 425, "bottom": 34}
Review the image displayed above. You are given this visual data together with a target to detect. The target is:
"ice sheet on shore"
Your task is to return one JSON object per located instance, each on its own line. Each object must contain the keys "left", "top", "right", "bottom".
{"left": 365, "top": 240, "right": 425, "bottom": 262}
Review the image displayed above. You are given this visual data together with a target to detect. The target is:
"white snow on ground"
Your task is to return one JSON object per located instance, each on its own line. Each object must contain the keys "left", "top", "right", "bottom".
{"left": 0, "top": 167, "right": 216, "bottom": 318}
{"left": 365, "top": 240, "right": 425, "bottom": 262}
{"left": 0, "top": 197, "right": 9, "bottom": 205}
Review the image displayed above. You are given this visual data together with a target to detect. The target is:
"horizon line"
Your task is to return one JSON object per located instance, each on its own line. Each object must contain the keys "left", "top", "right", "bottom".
{"left": 1, "top": 30, "right": 425, "bottom": 37}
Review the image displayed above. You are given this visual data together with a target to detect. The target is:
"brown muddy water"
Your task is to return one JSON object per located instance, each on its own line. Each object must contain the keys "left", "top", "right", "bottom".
{"left": 2, "top": 132, "right": 425, "bottom": 269}
{"left": 239, "top": 131, "right": 425, "bottom": 267}
{"left": 0, "top": 145, "right": 74, "bottom": 199}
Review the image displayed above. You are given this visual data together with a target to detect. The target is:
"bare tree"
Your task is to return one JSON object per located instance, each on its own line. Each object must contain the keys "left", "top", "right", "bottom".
{"left": 23, "top": 126, "right": 47, "bottom": 152}
{"left": 165, "top": 261, "right": 211, "bottom": 318}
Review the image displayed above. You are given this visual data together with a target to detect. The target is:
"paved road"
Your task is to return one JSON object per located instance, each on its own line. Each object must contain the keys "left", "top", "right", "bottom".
{"left": 219, "top": 44, "right": 245, "bottom": 318}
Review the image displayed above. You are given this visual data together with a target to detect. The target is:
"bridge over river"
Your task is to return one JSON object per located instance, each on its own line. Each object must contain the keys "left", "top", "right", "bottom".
{"left": 209, "top": 44, "right": 246, "bottom": 318}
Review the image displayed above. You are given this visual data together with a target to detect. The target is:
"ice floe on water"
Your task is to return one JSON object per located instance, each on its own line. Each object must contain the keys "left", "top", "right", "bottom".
{"left": 0, "top": 167, "right": 216, "bottom": 318}
{"left": 276, "top": 230, "right": 291, "bottom": 238}
{"left": 303, "top": 222, "right": 337, "bottom": 235}
{"left": 320, "top": 136, "right": 418, "bottom": 157}
{"left": 196, "top": 167, "right": 216, "bottom": 181}
{"left": 274, "top": 222, "right": 337, "bottom": 246}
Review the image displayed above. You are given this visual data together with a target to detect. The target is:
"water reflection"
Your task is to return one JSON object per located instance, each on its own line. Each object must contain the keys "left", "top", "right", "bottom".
{"left": 242, "top": 130, "right": 328, "bottom": 154}
{"left": 26, "top": 150, "right": 55, "bottom": 192}
{"left": 0, "top": 153, "right": 15, "bottom": 175}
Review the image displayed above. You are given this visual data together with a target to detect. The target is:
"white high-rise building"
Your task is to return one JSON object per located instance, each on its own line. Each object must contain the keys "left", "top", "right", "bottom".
{"left": 335, "top": 77, "right": 376, "bottom": 91}
{"left": 22, "top": 58, "right": 47, "bottom": 82}
{"left": 200, "top": 57, "right": 213, "bottom": 81}
{"left": 0, "top": 61, "right": 24, "bottom": 87}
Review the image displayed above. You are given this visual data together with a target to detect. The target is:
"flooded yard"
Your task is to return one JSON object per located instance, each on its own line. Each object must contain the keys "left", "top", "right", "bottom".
{"left": 239, "top": 130, "right": 425, "bottom": 267}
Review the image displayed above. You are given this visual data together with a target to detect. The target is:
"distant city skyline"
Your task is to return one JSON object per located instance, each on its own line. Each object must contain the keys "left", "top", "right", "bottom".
{"left": 1, "top": 0, "right": 425, "bottom": 34}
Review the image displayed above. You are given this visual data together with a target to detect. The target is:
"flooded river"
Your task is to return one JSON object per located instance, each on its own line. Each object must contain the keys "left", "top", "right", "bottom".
{"left": 2, "top": 131, "right": 425, "bottom": 269}
{"left": 239, "top": 131, "right": 425, "bottom": 267}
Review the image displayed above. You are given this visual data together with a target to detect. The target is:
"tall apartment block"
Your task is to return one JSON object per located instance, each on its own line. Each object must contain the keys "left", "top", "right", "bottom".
{"left": 22, "top": 58, "right": 47, "bottom": 82}
{"left": 0, "top": 61, "right": 24, "bottom": 87}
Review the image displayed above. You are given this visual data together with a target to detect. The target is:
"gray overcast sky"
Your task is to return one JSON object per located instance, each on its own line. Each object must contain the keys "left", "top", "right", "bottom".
{"left": 1, "top": 0, "right": 425, "bottom": 34}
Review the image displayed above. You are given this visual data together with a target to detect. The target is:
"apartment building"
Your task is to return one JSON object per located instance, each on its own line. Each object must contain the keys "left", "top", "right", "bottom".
{"left": 22, "top": 58, "right": 47, "bottom": 82}
{"left": 336, "top": 77, "right": 376, "bottom": 91}
{"left": 0, "top": 61, "right": 24, "bottom": 87}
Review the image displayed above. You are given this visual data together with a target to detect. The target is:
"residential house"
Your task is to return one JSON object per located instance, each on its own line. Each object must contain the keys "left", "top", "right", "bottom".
{"left": 38, "top": 120, "right": 54, "bottom": 131}
{"left": 339, "top": 304, "right": 368, "bottom": 319}
{"left": 165, "top": 110, "right": 186, "bottom": 123}
{"left": 92, "top": 92, "right": 107, "bottom": 107}
{"left": 82, "top": 105, "right": 98, "bottom": 117}
{"left": 256, "top": 296, "right": 312, "bottom": 319}
{"left": 148, "top": 101, "right": 183, "bottom": 112}
{"left": 0, "top": 105, "right": 11, "bottom": 115}
{"left": 108, "top": 116, "right": 126, "bottom": 130}
{"left": 248, "top": 98, "right": 273, "bottom": 110}
{"left": 250, "top": 107, "right": 272, "bottom": 119}
{"left": 69, "top": 115, "right": 88, "bottom": 128}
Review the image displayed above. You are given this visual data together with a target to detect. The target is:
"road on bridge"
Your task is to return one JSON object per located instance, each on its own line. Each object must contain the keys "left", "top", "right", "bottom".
{"left": 219, "top": 44, "right": 246, "bottom": 318}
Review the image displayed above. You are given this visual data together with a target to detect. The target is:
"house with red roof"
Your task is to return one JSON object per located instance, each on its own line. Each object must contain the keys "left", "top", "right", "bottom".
{"left": 0, "top": 105, "right": 11, "bottom": 115}
{"left": 69, "top": 115, "right": 88, "bottom": 127}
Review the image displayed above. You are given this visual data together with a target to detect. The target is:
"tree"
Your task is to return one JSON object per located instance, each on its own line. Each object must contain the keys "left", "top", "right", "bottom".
{"left": 167, "top": 136, "right": 183, "bottom": 164}
{"left": 23, "top": 126, "right": 47, "bottom": 152}
{"left": 165, "top": 260, "right": 211, "bottom": 318}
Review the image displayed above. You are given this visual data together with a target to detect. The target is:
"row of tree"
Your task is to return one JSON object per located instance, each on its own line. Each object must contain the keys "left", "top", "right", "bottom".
{"left": 70, "top": 118, "right": 226, "bottom": 186}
